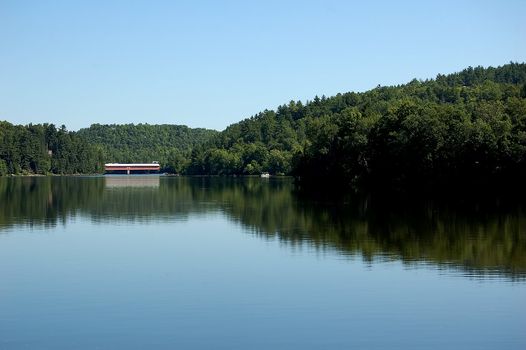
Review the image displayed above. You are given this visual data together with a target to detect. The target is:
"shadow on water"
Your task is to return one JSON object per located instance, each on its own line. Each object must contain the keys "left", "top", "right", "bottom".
{"left": 0, "top": 176, "right": 525, "bottom": 279}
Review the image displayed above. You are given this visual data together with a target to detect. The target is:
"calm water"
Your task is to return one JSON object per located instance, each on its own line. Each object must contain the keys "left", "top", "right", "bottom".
{"left": 0, "top": 176, "right": 525, "bottom": 349}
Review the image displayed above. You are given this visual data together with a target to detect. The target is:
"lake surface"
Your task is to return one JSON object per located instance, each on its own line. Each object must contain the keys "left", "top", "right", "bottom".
{"left": 0, "top": 176, "right": 525, "bottom": 349}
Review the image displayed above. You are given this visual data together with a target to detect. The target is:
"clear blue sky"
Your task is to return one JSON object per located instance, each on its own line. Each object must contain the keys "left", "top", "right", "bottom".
{"left": 0, "top": 0, "right": 524, "bottom": 131}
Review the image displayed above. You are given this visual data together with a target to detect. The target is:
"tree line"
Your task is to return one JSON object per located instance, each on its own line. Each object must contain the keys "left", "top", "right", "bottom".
{"left": 1, "top": 62, "right": 525, "bottom": 188}
{"left": 0, "top": 123, "right": 217, "bottom": 175}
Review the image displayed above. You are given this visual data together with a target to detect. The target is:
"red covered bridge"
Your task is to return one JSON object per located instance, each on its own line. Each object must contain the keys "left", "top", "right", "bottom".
{"left": 104, "top": 163, "right": 161, "bottom": 174}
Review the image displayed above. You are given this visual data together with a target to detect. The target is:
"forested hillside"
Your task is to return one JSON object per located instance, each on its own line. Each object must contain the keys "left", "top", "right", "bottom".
{"left": 77, "top": 124, "right": 217, "bottom": 173}
{"left": 188, "top": 62, "right": 526, "bottom": 187}
{"left": 0, "top": 123, "right": 217, "bottom": 175}
{"left": 2, "top": 62, "right": 525, "bottom": 186}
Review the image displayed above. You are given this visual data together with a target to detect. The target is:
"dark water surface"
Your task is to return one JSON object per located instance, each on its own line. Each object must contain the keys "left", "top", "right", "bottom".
{"left": 0, "top": 176, "right": 525, "bottom": 349}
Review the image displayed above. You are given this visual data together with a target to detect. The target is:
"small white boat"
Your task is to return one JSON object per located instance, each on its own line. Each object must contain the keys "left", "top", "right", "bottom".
{"left": 260, "top": 172, "right": 270, "bottom": 178}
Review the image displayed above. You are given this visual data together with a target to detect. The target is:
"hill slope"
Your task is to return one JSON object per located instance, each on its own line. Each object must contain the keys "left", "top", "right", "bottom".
{"left": 187, "top": 62, "right": 526, "bottom": 187}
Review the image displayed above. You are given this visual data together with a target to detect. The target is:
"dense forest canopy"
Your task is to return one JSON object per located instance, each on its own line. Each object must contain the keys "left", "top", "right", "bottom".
{"left": 0, "top": 122, "right": 102, "bottom": 175}
{"left": 1, "top": 62, "right": 525, "bottom": 187}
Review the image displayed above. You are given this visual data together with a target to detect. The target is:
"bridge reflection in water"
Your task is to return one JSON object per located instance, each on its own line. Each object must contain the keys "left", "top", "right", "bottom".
{"left": 104, "top": 175, "right": 160, "bottom": 188}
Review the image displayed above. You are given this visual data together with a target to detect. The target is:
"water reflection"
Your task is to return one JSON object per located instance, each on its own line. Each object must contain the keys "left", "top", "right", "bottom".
{"left": 104, "top": 175, "right": 160, "bottom": 188}
{"left": 0, "top": 176, "right": 524, "bottom": 279}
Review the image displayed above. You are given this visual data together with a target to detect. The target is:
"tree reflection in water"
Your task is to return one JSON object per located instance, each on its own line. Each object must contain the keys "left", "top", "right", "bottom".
{"left": 0, "top": 176, "right": 524, "bottom": 279}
